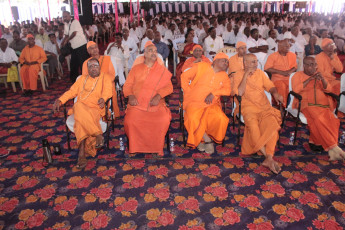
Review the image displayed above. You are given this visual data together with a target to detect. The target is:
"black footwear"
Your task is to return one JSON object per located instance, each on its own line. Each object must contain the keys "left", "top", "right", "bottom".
{"left": 309, "top": 143, "right": 323, "bottom": 152}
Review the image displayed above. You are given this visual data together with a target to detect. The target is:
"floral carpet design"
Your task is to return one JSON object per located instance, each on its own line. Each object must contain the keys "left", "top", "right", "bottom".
{"left": 0, "top": 76, "right": 345, "bottom": 230}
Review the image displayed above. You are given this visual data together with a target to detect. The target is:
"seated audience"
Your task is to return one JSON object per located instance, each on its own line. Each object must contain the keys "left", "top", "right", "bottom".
{"left": 0, "top": 38, "right": 18, "bottom": 74}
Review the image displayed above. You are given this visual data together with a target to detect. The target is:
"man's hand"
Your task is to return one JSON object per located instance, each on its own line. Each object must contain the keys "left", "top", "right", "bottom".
{"left": 128, "top": 95, "right": 139, "bottom": 106}
{"left": 244, "top": 68, "right": 256, "bottom": 78}
{"left": 194, "top": 57, "right": 202, "bottom": 63}
{"left": 150, "top": 94, "right": 161, "bottom": 107}
{"left": 314, "top": 72, "right": 324, "bottom": 81}
{"left": 209, "top": 51, "right": 216, "bottom": 55}
{"left": 53, "top": 99, "right": 62, "bottom": 113}
{"left": 98, "top": 98, "right": 105, "bottom": 109}
{"left": 204, "top": 93, "right": 214, "bottom": 104}
{"left": 273, "top": 92, "right": 284, "bottom": 105}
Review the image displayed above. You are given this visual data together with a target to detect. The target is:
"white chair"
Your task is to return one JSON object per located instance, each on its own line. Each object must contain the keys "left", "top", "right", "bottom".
{"left": 18, "top": 63, "right": 49, "bottom": 91}
{"left": 218, "top": 46, "right": 237, "bottom": 58}
{"left": 65, "top": 55, "right": 71, "bottom": 72}
{"left": 338, "top": 73, "right": 345, "bottom": 114}
{"left": 233, "top": 72, "right": 273, "bottom": 144}
{"left": 0, "top": 72, "right": 17, "bottom": 92}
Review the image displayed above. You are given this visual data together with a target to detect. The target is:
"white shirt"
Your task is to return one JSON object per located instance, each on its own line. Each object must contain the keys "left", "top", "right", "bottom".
{"left": 130, "top": 28, "right": 143, "bottom": 40}
{"left": 44, "top": 41, "right": 59, "bottom": 56}
{"left": 266, "top": 37, "right": 277, "bottom": 54}
{"left": 216, "top": 25, "right": 225, "bottom": 36}
{"left": 105, "top": 42, "right": 130, "bottom": 60}
{"left": 334, "top": 27, "right": 345, "bottom": 39}
{"left": 291, "top": 34, "right": 307, "bottom": 53}
{"left": 140, "top": 37, "right": 152, "bottom": 52}
{"left": 64, "top": 19, "right": 87, "bottom": 49}
{"left": 222, "top": 30, "right": 236, "bottom": 45}
{"left": 204, "top": 36, "right": 224, "bottom": 60}
{"left": 1, "top": 33, "right": 13, "bottom": 44}
{"left": 172, "top": 37, "right": 198, "bottom": 51}
{"left": 0, "top": 47, "right": 18, "bottom": 63}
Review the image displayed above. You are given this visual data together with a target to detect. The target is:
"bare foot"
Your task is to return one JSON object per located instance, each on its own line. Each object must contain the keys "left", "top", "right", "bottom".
{"left": 329, "top": 147, "right": 345, "bottom": 161}
{"left": 95, "top": 135, "right": 104, "bottom": 149}
{"left": 262, "top": 157, "right": 281, "bottom": 174}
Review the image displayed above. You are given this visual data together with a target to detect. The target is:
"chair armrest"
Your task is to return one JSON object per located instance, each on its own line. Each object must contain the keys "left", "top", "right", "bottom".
{"left": 341, "top": 91, "right": 345, "bottom": 96}
{"left": 234, "top": 94, "right": 242, "bottom": 102}
{"left": 179, "top": 90, "right": 183, "bottom": 103}
{"left": 289, "top": 91, "right": 302, "bottom": 101}
{"left": 325, "top": 92, "right": 339, "bottom": 101}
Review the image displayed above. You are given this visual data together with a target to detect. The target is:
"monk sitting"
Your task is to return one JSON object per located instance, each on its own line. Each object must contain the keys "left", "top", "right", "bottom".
{"left": 82, "top": 41, "right": 120, "bottom": 117}
{"left": 53, "top": 58, "right": 113, "bottom": 168}
{"left": 19, "top": 34, "right": 47, "bottom": 96}
{"left": 229, "top": 41, "right": 247, "bottom": 95}
{"left": 123, "top": 41, "right": 173, "bottom": 155}
{"left": 181, "top": 44, "right": 211, "bottom": 73}
{"left": 315, "top": 38, "right": 343, "bottom": 95}
{"left": 292, "top": 57, "right": 345, "bottom": 161}
{"left": 265, "top": 39, "right": 297, "bottom": 106}
{"left": 233, "top": 54, "right": 284, "bottom": 174}
{"left": 181, "top": 53, "right": 231, "bottom": 154}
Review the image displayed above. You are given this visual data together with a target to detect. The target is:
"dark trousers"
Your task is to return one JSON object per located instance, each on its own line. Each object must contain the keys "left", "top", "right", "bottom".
{"left": 70, "top": 44, "right": 89, "bottom": 82}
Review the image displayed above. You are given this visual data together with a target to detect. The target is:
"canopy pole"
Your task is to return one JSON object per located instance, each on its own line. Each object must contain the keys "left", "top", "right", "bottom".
{"left": 47, "top": 0, "right": 51, "bottom": 25}
{"left": 72, "top": 0, "right": 79, "bottom": 20}
{"left": 114, "top": 0, "right": 118, "bottom": 32}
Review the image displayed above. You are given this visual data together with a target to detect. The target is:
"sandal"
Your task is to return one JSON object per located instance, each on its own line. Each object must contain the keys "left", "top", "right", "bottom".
{"left": 76, "top": 157, "right": 87, "bottom": 169}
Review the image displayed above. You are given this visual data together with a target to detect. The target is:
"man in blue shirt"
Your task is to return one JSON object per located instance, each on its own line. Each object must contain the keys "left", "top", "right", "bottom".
{"left": 153, "top": 31, "right": 169, "bottom": 61}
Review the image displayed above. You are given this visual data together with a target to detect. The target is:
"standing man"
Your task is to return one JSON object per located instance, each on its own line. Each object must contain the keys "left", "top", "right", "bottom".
{"left": 61, "top": 11, "right": 89, "bottom": 82}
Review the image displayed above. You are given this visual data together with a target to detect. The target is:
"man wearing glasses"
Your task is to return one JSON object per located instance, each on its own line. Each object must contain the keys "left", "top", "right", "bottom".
{"left": 53, "top": 58, "right": 113, "bottom": 168}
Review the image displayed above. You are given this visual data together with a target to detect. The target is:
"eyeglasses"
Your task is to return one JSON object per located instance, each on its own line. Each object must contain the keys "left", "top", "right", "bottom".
{"left": 88, "top": 64, "right": 100, "bottom": 68}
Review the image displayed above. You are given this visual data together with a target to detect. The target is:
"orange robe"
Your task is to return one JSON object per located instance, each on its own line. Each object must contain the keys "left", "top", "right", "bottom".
{"left": 315, "top": 52, "right": 343, "bottom": 94}
{"left": 18, "top": 45, "right": 47, "bottom": 90}
{"left": 123, "top": 61, "right": 173, "bottom": 154}
{"left": 132, "top": 55, "right": 164, "bottom": 67}
{"left": 292, "top": 71, "right": 339, "bottom": 151}
{"left": 181, "top": 55, "right": 211, "bottom": 73}
{"left": 233, "top": 69, "right": 282, "bottom": 156}
{"left": 264, "top": 51, "right": 297, "bottom": 105}
{"left": 181, "top": 62, "right": 231, "bottom": 148}
{"left": 82, "top": 55, "right": 120, "bottom": 117}
{"left": 228, "top": 54, "right": 244, "bottom": 95}
{"left": 59, "top": 73, "right": 113, "bottom": 156}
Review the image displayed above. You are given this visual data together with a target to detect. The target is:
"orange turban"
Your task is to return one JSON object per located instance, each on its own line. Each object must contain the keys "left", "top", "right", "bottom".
{"left": 26, "top": 34, "right": 34, "bottom": 39}
{"left": 213, "top": 52, "right": 229, "bottom": 62}
{"left": 144, "top": 40, "right": 155, "bottom": 49}
{"left": 87, "top": 41, "right": 97, "bottom": 50}
{"left": 321, "top": 38, "right": 333, "bottom": 48}
{"left": 192, "top": 44, "right": 203, "bottom": 53}
{"left": 236, "top": 41, "right": 246, "bottom": 48}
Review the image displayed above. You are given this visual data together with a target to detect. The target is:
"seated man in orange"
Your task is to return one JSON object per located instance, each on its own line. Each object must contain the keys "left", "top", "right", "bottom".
{"left": 292, "top": 57, "right": 345, "bottom": 161}
{"left": 181, "top": 44, "right": 211, "bottom": 73}
{"left": 123, "top": 41, "right": 173, "bottom": 155}
{"left": 181, "top": 53, "right": 231, "bottom": 154}
{"left": 19, "top": 34, "right": 47, "bottom": 96}
{"left": 265, "top": 39, "right": 297, "bottom": 105}
{"left": 228, "top": 41, "right": 247, "bottom": 75}
{"left": 53, "top": 58, "right": 113, "bottom": 168}
{"left": 233, "top": 54, "right": 284, "bottom": 174}
{"left": 82, "top": 41, "right": 120, "bottom": 117}
{"left": 315, "top": 38, "right": 343, "bottom": 95}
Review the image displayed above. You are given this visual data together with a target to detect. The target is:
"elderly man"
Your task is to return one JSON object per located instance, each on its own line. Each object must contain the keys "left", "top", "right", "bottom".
{"left": 122, "top": 28, "right": 138, "bottom": 70}
{"left": 61, "top": 11, "right": 89, "bottom": 82}
{"left": 265, "top": 39, "right": 297, "bottom": 105}
{"left": 44, "top": 34, "right": 62, "bottom": 80}
{"left": 247, "top": 28, "right": 268, "bottom": 70}
{"left": 0, "top": 38, "right": 18, "bottom": 74}
{"left": 333, "top": 20, "right": 345, "bottom": 53}
{"left": 82, "top": 41, "right": 120, "bottom": 118}
{"left": 204, "top": 27, "right": 224, "bottom": 61}
{"left": 140, "top": 29, "right": 154, "bottom": 53}
{"left": 35, "top": 27, "right": 49, "bottom": 47}
{"left": 181, "top": 53, "right": 231, "bottom": 154}
{"left": 106, "top": 32, "right": 130, "bottom": 86}
{"left": 9, "top": 30, "right": 27, "bottom": 56}
{"left": 53, "top": 58, "right": 113, "bottom": 168}
{"left": 18, "top": 34, "right": 47, "bottom": 96}
{"left": 181, "top": 44, "right": 211, "bottom": 73}
{"left": 123, "top": 41, "right": 173, "bottom": 155}
{"left": 153, "top": 31, "right": 169, "bottom": 61}
{"left": 292, "top": 57, "right": 345, "bottom": 161}
{"left": 222, "top": 23, "right": 236, "bottom": 46}
{"left": 315, "top": 38, "right": 343, "bottom": 97}
{"left": 233, "top": 54, "right": 284, "bottom": 174}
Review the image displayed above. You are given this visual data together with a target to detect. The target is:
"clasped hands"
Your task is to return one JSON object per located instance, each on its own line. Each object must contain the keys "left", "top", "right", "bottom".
{"left": 128, "top": 94, "right": 161, "bottom": 107}
{"left": 52, "top": 98, "right": 106, "bottom": 113}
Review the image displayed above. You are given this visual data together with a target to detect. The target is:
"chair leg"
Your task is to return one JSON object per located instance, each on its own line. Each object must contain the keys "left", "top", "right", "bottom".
{"left": 107, "top": 125, "right": 110, "bottom": 150}
{"left": 40, "top": 74, "right": 46, "bottom": 91}
{"left": 182, "top": 116, "right": 186, "bottom": 147}
{"left": 166, "top": 129, "right": 170, "bottom": 154}
{"left": 293, "top": 119, "right": 299, "bottom": 145}
{"left": 66, "top": 130, "right": 71, "bottom": 151}
{"left": 237, "top": 119, "right": 241, "bottom": 146}
{"left": 11, "top": 82, "right": 16, "bottom": 92}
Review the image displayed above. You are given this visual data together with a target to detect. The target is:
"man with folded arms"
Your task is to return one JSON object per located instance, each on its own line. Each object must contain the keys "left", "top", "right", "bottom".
{"left": 123, "top": 41, "right": 173, "bottom": 156}
{"left": 181, "top": 53, "right": 231, "bottom": 154}
{"left": 53, "top": 58, "right": 112, "bottom": 168}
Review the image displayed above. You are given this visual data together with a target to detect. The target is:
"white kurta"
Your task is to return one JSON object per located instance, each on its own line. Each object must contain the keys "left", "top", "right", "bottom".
{"left": 204, "top": 36, "right": 224, "bottom": 60}
{"left": 246, "top": 37, "right": 268, "bottom": 70}
{"left": 122, "top": 37, "right": 138, "bottom": 70}
{"left": 0, "top": 47, "right": 18, "bottom": 63}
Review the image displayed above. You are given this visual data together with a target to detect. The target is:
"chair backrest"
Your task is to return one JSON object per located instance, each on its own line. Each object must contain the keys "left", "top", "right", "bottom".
{"left": 340, "top": 73, "right": 345, "bottom": 93}
{"left": 339, "top": 73, "right": 345, "bottom": 113}
{"left": 217, "top": 46, "right": 236, "bottom": 54}
{"left": 287, "top": 72, "right": 296, "bottom": 109}
{"left": 176, "top": 43, "right": 185, "bottom": 51}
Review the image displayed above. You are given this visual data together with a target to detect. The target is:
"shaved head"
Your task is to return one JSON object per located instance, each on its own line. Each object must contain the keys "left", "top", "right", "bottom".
{"left": 243, "top": 54, "right": 258, "bottom": 70}
{"left": 278, "top": 39, "right": 290, "bottom": 55}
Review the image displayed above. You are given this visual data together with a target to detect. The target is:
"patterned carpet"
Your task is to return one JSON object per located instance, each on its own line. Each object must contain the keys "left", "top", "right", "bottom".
{"left": 1, "top": 68, "right": 345, "bottom": 229}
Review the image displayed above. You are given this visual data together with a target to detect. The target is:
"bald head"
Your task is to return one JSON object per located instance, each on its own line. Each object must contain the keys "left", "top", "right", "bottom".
{"left": 243, "top": 54, "right": 258, "bottom": 69}
{"left": 303, "top": 56, "right": 317, "bottom": 76}
{"left": 278, "top": 40, "right": 290, "bottom": 55}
